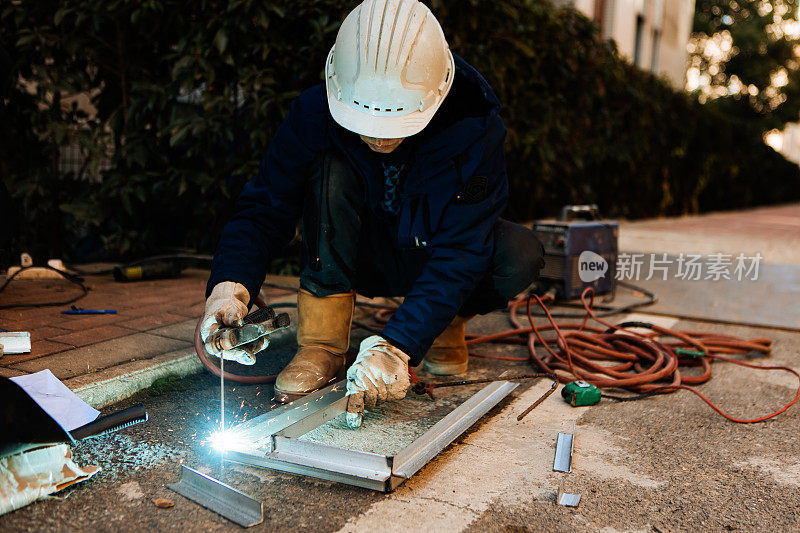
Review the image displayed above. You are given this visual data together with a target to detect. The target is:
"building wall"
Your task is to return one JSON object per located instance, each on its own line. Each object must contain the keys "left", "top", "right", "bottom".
{"left": 552, "top": 0, "right": 696, "bottom": 88}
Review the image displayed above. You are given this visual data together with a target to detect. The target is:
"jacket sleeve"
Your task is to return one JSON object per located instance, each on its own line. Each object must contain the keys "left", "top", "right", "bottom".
{"left": 206, "top": 93, "right": 325, "bottom": 303}
{"left": 379, "top": 116, "right": 509, "bottom": 365}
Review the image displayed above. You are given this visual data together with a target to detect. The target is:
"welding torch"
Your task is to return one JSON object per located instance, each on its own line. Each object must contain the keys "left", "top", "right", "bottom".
{"left": 204, "top": 306, "right": 291, "bottom": 356}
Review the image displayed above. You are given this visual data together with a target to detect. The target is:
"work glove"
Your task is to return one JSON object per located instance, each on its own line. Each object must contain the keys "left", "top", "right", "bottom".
{"left": 200, "top": 281, "right": 266, "bottom": 365}
{"left": 345, "top": 335, "right": 410, "bottom": 428}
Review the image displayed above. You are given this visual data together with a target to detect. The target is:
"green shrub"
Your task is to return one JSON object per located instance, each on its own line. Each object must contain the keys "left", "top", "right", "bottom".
{"left": 1, "top": 0, "right": 798, "bottom": 263}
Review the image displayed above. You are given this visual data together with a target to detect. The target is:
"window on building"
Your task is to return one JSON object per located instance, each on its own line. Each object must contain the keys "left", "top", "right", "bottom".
{"left": 633, "top": 14, "right": 645, "bottom": 67}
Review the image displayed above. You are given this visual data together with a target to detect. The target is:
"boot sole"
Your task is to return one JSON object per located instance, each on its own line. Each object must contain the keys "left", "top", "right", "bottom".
{"left": 272, "top": 359, "right": 350, "bottom": 404}
{"left": 273, "top": 385, "right": 324, "bottom": 404}
{"left": 422, "top": 359, "right": 468, "bottom": 376}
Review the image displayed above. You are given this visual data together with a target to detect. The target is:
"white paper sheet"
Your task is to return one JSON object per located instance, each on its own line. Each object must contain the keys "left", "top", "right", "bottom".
{"left": 10, "top": 370, "right": 100, "bottom": 431}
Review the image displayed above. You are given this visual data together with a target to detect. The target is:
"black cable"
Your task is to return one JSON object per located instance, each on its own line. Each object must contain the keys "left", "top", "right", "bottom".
{"left": 0, "top": 265, "right": 89, "bottom": 309}
{"left": 525, "top": 280, "right": 657, "bottom": 318}
{"left": 67, "top": 253, "right": 214, "bottom": 276}
{"left": 602, "top": 391, "right": 660, "bottom": 402}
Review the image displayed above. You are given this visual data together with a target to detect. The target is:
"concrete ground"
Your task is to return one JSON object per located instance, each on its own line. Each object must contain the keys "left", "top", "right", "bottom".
{"left": 1, "top": 203, "right": 799, "bottom": 531}
{"left": 1, "top": 313, "right": 798, "bottom": 532}
{"left": 619, "top": 202, "right": 800, "bottom": 265}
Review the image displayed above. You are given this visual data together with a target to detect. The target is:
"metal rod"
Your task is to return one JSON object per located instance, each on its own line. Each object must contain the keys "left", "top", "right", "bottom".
{"left": 220, "top": 354, "right": 225, "bottom": 432}
{"left": 517, "top": 375, "right": 559, "bottom": 421}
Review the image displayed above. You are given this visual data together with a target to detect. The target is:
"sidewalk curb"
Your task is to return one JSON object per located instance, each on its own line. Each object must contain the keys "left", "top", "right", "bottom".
{"left": 68, "top": 348, "right": 203, "bottom": 408}
{"left": 66, "top": 325, "right": 299, "bottom": 408}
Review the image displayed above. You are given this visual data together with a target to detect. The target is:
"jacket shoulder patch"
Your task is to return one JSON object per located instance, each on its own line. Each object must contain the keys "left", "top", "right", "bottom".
{"left": 458, "top": 175, "right": 488, "bottom": 204}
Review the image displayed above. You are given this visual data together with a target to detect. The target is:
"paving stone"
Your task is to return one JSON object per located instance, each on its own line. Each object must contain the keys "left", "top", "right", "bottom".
{"left": 50, "top": 324, "right": 137, "bottom": 347}
{"left": 148, "top": 319, "right": 198, "bottom": 343}
{"left": 2, "top": 313, "right": 65, "bottom": 331}
{"left": 117, "top": 313, "right": 189, "bottom": 332}
{"left": 0, "top": 367, "right": 27, "bottom": 378}
{"left": 0, "top": 339, "right": 74, "bottom": 364}
{"left": 10, "top": 333, "right": 190, "bottom": 380}
{"left": 0, "top": 317, "right": 25, "bottom": 330}
{"left": 29, "top": 326, "right": 71, "bottom": 339}
{"left": 56, "top": 312, "right": 133, "bottom": 331}
{"left": 173, "top": 301, "right": 205, "bottom": 318}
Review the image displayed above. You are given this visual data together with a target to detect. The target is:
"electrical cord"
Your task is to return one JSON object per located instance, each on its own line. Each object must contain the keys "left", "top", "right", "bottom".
{"left": 476, "top": 288, "right": 797, "bottom": 423}
{"left": 66, "top": 253, "right": 214, "bottom": 276}
{"left": 194, "top": 282, "right": 798, "bottom": 423}
{"left": 0, "top": 265, "right": 89, "bottom": 310}
{"left": 525, "top": 280, "right": 657, "bottom": 318}
{"left": 0, "top": 253, "right": 214, "bottom": 309}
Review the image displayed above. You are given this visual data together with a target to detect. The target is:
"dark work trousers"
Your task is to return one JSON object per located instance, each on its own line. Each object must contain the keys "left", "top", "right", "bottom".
{"left": 299, "top": 151, "right": 545, "bottom": 317}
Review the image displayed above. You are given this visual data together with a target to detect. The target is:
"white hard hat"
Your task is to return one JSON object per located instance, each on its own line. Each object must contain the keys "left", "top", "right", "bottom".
{"left": 325, "top": 0, "right": 455, "bottom": 139}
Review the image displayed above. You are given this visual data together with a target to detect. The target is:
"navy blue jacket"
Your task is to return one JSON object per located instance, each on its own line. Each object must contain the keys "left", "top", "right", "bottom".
{"left": 207, "top": 56, "right": 508, "bottom": 365}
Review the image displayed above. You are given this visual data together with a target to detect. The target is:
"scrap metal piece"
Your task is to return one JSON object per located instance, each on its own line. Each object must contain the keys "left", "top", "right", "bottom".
{"left": 167, "top": 465, "right": 263, "bottom": 528}
{"left": 553, "top": 422, "right": 576, "bottom": 473}
{"left": 0, "top": 332, "right": 31, "bottom": 355}
{"left": 223, "top": 380, "right": 518, "bottom": 492}
{"left": 557, "top": 476, "right": 581, "bottom": 507}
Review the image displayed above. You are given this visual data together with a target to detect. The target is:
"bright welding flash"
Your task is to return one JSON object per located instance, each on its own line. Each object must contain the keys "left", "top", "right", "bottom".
{"left": 209, "top": 429, "right": 240, "bottom": 452}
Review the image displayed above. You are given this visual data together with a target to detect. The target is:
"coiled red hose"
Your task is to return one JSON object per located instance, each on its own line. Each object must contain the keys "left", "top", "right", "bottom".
{"left": 464, "top": 289, "right": 799, "bottom": 423}
{"left": 195, "top": 286, "right": 799, "bottom": 422}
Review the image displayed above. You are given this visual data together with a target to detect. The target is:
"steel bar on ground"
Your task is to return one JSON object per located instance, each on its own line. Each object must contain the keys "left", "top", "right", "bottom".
{"left": 553, "top": 425, "right": 575, "bottom": 473}
{"left": 167, "top": 465, "right": 263, "bottom": 527}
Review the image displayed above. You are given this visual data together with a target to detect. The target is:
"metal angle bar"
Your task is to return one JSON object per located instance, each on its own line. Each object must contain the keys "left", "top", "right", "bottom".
{"left": 167, "top": 465, "right": 263, "bottom": 528}
{"left": 224, "top": 449, "right": 392, "bottom": 492}
{"left": 272, "top": 436, "right": 392, "bottom": 481}
{"left": 557, "top": 476, "right": 581, "bottom": 507}
{"left": 233, "top": 381, "right": 346, "bottom": 445}
{"left": 392, "top": 381, "right": 518, "bottom": 479}
{"left": 274, "top": 396, "right": 349, "bottom": 440}
{"left": 553, "top": 424, "right": 575, "bottom": 473}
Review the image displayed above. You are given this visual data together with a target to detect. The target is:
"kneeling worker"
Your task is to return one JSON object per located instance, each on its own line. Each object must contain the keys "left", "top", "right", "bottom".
{"left": 201, "top": 0, "right": 544, "bottom": 427}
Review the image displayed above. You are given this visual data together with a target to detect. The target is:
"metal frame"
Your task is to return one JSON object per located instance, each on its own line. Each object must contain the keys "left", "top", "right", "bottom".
{"left": 222, "top": 380, "right": 518, "bottom": 492}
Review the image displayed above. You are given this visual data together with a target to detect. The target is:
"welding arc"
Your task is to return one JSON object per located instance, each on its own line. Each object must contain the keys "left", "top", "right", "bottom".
{"left": 460, "top": 288, "right": 799, "bottom": 424}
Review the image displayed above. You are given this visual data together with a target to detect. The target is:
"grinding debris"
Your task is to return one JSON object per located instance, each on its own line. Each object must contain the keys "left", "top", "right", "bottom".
{"left": 71, "top": 434, "right": 187, "bottom": 482}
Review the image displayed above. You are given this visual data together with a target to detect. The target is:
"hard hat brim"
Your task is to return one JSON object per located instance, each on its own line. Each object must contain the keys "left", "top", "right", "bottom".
{"left": 326, "top": 49, "right": 455, "bottom": 139}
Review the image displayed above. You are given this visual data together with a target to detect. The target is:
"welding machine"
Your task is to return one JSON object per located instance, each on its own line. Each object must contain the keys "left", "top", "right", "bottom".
{"left": 533, "top": 205, "right": 618, "bottom": 300}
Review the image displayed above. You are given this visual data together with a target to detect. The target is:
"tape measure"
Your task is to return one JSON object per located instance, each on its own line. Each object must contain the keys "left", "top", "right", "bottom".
{"left": 561, "top": 380, "right": 601, "bottom": 407}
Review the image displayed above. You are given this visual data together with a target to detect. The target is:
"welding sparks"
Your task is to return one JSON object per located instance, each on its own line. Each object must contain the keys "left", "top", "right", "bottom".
{"left": 208, "top": 429, "right": 246, "bottom": 452}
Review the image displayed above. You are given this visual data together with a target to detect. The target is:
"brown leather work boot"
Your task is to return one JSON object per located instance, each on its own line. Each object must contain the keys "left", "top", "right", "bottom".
{"left": 422, "top": 315, "right": 472, "bottom": 375}
{"left": 274, "top": 289, "right": 355, "bottom": 403}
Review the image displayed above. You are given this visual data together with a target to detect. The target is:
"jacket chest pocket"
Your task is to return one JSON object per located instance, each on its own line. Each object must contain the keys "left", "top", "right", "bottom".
{"left": 396, "top": 195, "right": 430, "bottom": 249}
